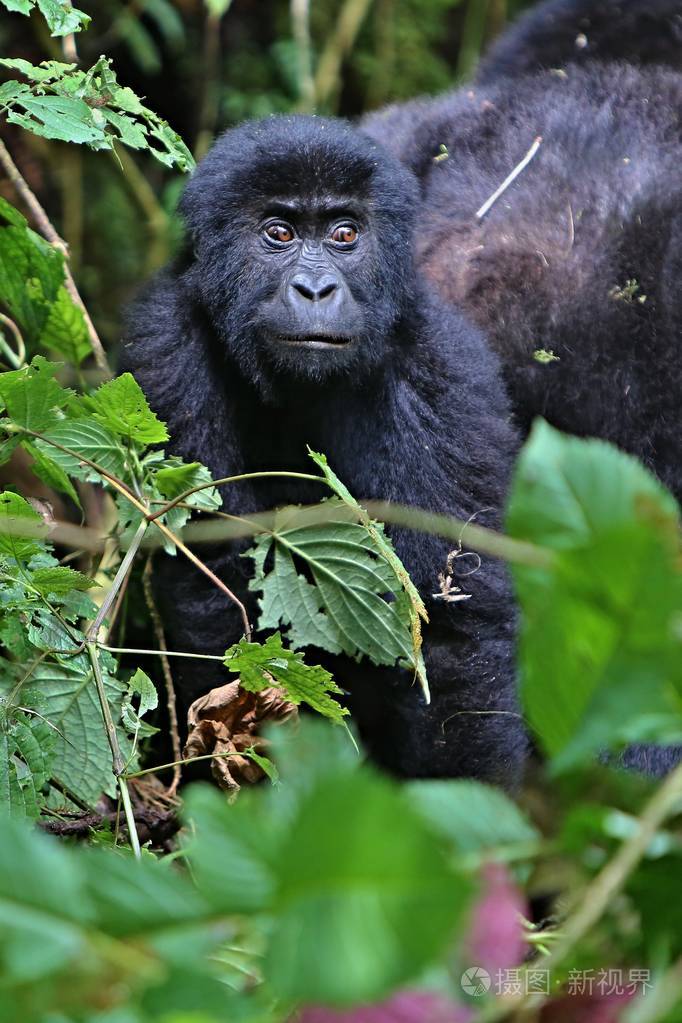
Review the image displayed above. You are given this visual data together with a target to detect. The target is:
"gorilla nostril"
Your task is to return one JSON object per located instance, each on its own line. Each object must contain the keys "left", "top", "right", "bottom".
{"left": 290, "top": 274, "right": 338, "bottom": 302}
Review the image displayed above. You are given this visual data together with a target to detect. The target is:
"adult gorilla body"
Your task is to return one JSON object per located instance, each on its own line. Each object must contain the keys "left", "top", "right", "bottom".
{"left": 362, "top": 0, "right": 682, "bottom": 504}
{"left": 122, "top": 118, "right": 526, "bottom": 784}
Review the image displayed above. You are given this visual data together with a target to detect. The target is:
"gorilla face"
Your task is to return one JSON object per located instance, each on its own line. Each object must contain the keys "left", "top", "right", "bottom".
{"left": 178, "top": 116, "right": 420, "bottom": 389}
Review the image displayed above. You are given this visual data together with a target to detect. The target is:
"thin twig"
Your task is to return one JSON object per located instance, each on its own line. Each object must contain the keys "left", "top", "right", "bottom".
{"left": 153, "top": 515, "right": 252, "bottom": 641}
{"left": 147, "top": 469, "right": 325, "bottom": 521}
{"left": 99, "top": 644, "right": 225, "bottom": 662}
{"left": 476, "top": 135, "right": 543, "bottom": 220}
{"left": 0, "top": 138, "right": 111, "bottom": 376}
{"left": 125, "top": 748, "right": 247, "bottom": 780}
{"left": 86, "top": 640, "right": 141, "bottom": 858}
{"left": 86, "top": 520, "right": 149, "bottom": 641}
{"left": 143, "top": 555, "right": 182, "bottom": 797}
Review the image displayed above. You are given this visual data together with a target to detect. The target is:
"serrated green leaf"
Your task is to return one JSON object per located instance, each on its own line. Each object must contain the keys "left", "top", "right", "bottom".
{"left": 35, "top": 417, "right": 127, "bottom": 482}
{"left": 1, "top": 56, "right": 194, "bottom": 172}
{"left": 0, "top": 355, "right": 70, "bottom": 432}
{"left": 247, "top": 509, "right": 424, "bottom": 687}
{"left": 224, "top": 634, "right": 348, "bottom": 724}
{"left": 308, "top": 449, "right": 428, "bottom": 696}
{"left": 28, "top": 659, "right": 127, "bottom": 804}
{"left": 0, "top": 218, "right": 64, "bottom": 345}
{"left": 29, "top": 565, "right": 94, "bottom": 598}
{"left": 87, "top": 373, "right": 168, "bottom": 446}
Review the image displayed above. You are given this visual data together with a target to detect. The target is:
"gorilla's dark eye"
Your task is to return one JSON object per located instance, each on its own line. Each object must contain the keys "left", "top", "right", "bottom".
{"left": 330, "top": 223, "right": 359, "bottom": 246}
{"left": 264, "top": 221, "right": 295, "bottom": 244}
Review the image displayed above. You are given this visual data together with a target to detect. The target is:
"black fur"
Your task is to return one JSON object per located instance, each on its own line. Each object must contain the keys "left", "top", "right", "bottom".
{"left": 361, "top": 2, "right": 682, "bottom": 503}
{"left": 477, "top": 0, "right": 682, "bottom": 81}
{"left": 122, "top": 116, "right": 527, "bottom": 784}
{"left": 361, "top": 0, "right": 682, "bottom": 775}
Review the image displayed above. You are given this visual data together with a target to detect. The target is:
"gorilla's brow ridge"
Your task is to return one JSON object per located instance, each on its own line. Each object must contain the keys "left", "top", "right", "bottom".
{"left": 260, "top": 197, "right": 367, "bottom": 220}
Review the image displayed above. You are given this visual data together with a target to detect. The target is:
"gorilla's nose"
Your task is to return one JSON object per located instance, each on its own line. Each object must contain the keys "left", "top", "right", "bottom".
{"left": 290, "top": 272, "right": 338, "bottom": 302}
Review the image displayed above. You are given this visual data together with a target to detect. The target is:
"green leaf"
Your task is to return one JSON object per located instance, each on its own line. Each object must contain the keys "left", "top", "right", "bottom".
{"left": 0, "top": 817, "right": 90, "bottom": 981}
{"left": 0, "top": 491, "right": 46, "bottom": 561}
{"left": 87, "top": 372, "right": 168, "bottom": 446}
{"left": 22, "top": 440, "right": 82, "bottom": 508}
{"left": 409, "top": 779, "right": 540, "bottom": 855}
{"left": 39, "top": 286, "right": 91, "bottom": 364}
{"left": 247, "top": 507, "right": 425, "bottom": 690}
{"left": 183, "top": 784, "right": 279, "bottom": 914}
{"left": 0, "top": 713, "right": 55, "bottom": 818}
{"left": 154, "top": 458, "right": 221, "bottom": 511}
{"left": 35, "top": 0, "right": 90, "bottom": 36}
{"left": 0, "top": 0, "right": 90, "bottom": 35}
{"left": 27, "top": 659, "right": 127, "bottom": 805}
{"left": 0, "top": 355, "right": 70, "bottom": 432}
{"left": 308, "top": 449, "right": 429, "bottom": 696}
{"left": 0, "top": 57, "right": 194, "bottom": 171}
{"left": 267, "top": 769, "right": 472, "bottom": 1004}
{"left": 121, "top": 667, "right": 159, "bottom": 737}
{"left": 224, "top": 633, "right": 348, "bottom": 724}
{"left": 35, "top": 417, "right": 127, "bottom": 482}
{"left": 0, "top": 214, "right": 65, "bottom": 346}
{"left": 507, "top": 421, "right": 682, "bottom": 767}
{"left": 7, "top": 95, "right": 104, "bottom": 145}
{"left": 29, "top": 564, "right": 94, "bottom": 598}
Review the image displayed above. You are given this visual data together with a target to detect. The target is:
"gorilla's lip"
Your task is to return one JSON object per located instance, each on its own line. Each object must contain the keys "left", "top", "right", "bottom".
{"left": 277, "top": 333, "right": 355, "bottom": 350}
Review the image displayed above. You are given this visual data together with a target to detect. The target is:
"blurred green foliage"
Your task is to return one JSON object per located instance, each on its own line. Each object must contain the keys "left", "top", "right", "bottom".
{"left": 0, "top": 0, "right": 534, "bottom": 354}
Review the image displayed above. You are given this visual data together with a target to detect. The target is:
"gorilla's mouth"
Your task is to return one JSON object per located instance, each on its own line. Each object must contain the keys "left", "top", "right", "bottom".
{"left": 277, "top": 333, "right": 355, "bottom": 350}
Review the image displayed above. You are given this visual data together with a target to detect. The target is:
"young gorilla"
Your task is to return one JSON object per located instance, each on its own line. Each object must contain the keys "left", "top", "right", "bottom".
{"left": 122, "top": 117, "right": 527, "bottom": 784}
{"left": 361, "top": 0, "right": 682, "bottom": 504}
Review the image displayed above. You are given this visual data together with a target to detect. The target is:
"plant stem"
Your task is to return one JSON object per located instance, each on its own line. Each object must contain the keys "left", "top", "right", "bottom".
{"left": 0, "top": 137, "right": 111, "bottom": 376}
{"left": 100, "top": 644, "right": 226, "bottom": 661}
{"left": 147, "top": 469, "right": 325, "bottom": 521}
{"left": 87, "top": 520, "right": 148, "bottom": 642}
{"left": 125, "top": 749, "right": 244, "bottom": 780}
{"left": 142, "top": 555, "right": 182, "bottom": 796}
{"left": 86, "top": 640, "right": 141, "bottom": 858}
